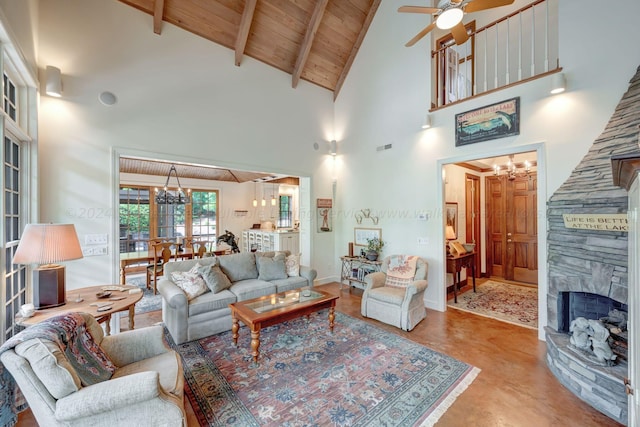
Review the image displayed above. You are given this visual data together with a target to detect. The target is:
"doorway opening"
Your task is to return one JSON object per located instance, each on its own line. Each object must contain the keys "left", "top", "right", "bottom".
{"left": 444, "top": 150, "right": 539, "bottom": 328}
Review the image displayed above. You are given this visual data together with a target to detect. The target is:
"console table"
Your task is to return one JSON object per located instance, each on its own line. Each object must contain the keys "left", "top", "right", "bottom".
{"left": 447, "top": 252, "right": 476, "bottom": 303}
{"left": 339, "top": 256, "right": 382, "bottom": 290}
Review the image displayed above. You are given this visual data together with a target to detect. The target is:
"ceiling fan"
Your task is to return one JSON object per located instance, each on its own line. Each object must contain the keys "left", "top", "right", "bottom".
{"left": 399, "top": 0, "right": 515, "bottom": 47}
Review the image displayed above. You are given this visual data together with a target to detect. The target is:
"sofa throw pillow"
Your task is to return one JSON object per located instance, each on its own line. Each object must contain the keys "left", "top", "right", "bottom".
{"left": 15, "top": 338, "right": 82, "bottom": 399}
{"left": 285, "top": 253, "right": 301, "bottom": 277}
{"left": 198, "top": 264, "right": 232, "bottom": 293}
{"left": 218, "top": 252, "right": 259, "bottom": 282}
{"left": 256, "top": 253, "right": 288, "bottom": 281}
{"left": 384, "top": 255, "right": 418, "bottom": 288}
{"left": 171, "top": 264, "right": 209, "bottom": 300}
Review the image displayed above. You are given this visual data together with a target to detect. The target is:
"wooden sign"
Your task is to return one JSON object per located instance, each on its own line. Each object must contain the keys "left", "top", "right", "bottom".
{"left": 455, "top": 97, "right": 520, "bottom": 146}
{"left": 562, "top": 214, "right": 628, "bottom": 231}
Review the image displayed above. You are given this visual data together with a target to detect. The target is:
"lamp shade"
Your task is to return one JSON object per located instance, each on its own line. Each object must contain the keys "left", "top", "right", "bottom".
{"left": 445, "top": 225, "right": 456, "bottom": 240}
{"left": 13, "top": 224, "right": 83, "bottom": 265}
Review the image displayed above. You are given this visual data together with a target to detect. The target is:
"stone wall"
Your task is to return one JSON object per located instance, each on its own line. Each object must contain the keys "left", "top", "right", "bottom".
{"left": 547, "top": 65, "right": 640, "bottom": 331}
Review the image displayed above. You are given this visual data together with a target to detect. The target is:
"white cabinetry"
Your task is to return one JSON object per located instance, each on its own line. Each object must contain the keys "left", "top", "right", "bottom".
{"left": 242, "top": 230, "right": 299, "bottom": 254}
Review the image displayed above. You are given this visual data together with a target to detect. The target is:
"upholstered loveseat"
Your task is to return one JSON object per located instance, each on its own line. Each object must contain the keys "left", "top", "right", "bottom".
{"left": 158, "top": 251, "right": 317, "bottom": 344}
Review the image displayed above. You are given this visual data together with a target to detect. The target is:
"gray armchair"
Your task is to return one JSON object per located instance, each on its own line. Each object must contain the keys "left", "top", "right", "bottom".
{"left": 0, "top": 313, "right": 185, "bottom": 427}
{"left": 361, "top": 255, "right": 429, "bottom": 331}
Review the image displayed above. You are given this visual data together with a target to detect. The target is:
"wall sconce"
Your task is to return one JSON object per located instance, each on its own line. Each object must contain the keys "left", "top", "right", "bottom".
{"left": 421, "top": 114, "right": 432, "bottom": 129}
{"left": 45, "top": 66, "right": 62, "bottom": 97}
{"left": 329, "top": 140, "right": 337, "bottom": 156}
{"left": 550, "top": 72, "right": 566, "bottom": 95}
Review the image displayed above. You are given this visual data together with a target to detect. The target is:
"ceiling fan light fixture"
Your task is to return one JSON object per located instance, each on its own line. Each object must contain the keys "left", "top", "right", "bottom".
{"left": 436, "top": 8, "right": 463, "bottom": 30}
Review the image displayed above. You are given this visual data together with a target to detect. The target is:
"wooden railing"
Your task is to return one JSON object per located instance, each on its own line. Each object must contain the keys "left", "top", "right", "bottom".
{"left": 431, "top": 0, "right": 558, "bottom": 109}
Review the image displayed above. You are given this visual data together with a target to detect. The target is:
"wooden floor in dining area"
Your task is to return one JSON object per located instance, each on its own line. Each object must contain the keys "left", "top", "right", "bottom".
{"left": 17, "top": 282, "right": 620, "bottom": 427}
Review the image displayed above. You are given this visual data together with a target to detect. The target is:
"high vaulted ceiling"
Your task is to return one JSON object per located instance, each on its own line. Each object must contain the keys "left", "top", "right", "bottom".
{"left": 118, "top": 0, "right": 381, "bottom": 100}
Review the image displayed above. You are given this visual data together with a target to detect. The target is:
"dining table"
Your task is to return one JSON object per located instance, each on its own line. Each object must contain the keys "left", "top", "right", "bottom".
{"left": 119, "top": 243, "right": 233, "bottom": 284}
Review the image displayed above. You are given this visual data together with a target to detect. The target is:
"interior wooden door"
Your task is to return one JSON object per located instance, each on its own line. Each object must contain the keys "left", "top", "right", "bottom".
{"left": 465, "top": 173, "right": 481, "bottom": 275}
{"left": 509, "top": 174, "right": 538, "bottom": 283}
{"left": 485, "top": 173, "right": 538, "bottom": 283}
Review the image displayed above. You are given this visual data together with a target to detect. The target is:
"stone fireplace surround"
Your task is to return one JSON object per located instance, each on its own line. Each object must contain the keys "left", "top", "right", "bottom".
{"left": 545, "top": 65, "right": 640, "bottom": 425}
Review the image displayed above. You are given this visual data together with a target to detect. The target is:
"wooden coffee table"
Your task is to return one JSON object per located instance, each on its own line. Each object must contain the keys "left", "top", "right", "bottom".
{"left": 16, "top": 285, "right": 143, "bottom": 335}
{"left": 229, "top": 288, "right": 339, "bottom": 363}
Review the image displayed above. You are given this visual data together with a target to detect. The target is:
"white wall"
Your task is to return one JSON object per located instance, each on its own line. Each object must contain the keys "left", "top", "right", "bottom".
{"left": 32, "top": 0, "right": 336, "bottom": 288}
{"left": 334, "top": 0, "right": 640, "bottom": 338}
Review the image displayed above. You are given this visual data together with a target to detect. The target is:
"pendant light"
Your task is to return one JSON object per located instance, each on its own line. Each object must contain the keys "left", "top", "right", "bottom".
{"left": 271, "top": 184, "right": 277, "bottom": 206}
{"left": 252, "top": 182, "right": 258, "bottom": 207}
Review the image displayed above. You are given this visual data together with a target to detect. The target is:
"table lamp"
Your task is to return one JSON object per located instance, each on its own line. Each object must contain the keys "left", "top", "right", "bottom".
{"left": 12, "top": 224, "right": 83, "bottom": 309}
{"left": 445, "top": 225, "right": 456, "bottom": 254}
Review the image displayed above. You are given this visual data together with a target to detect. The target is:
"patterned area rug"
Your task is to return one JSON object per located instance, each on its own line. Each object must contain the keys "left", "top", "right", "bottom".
{"left": 166, "top": 311, "right": 480, "bottom": 427}
{"left": 448, "top": 280, "right": 538, "bottom": 329}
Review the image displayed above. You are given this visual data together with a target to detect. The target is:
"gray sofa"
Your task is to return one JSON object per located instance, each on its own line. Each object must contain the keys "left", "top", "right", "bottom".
{"left": 158, "top": 251, "right": 317, "bottom": 344}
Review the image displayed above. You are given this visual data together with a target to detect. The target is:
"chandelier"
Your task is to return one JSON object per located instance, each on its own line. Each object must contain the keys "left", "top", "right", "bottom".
{"left": 493, "top": 155, "right": 531, "bottom": 181}
{"left": 155, "top": 165, "right": 191, "bottom": 204}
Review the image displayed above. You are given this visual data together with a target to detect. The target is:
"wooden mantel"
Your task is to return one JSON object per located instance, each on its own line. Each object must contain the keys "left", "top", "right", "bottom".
{"left": 611, "top": 153, "right": 640, "bottom": 190}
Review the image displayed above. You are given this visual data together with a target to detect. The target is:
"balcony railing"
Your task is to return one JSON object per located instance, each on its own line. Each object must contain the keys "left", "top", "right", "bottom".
{"left": 431, "top": 0, "right": 558, "bottom": 109}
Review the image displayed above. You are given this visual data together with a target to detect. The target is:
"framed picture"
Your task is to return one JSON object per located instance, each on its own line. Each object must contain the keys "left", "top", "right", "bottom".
{"left": 354, "top": 227, "right": 381, "bottom": 246}
{"left": 455, "top": 97, "right": 520, "bottom": 146}
{"left": 445, "top": 202, "right": 458, "bottom": 239}
{"left": 316, "top": 198, "right": 332, "bottom": 233}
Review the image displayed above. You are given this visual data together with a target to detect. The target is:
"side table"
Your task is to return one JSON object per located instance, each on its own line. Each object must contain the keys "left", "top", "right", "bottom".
{"left": 16, "top": 285, "right": 143, "bottom": 335}
{"left": 339, "top": 256, "right": 382, "bottom": 290}
{"left": 446, "top": 252, "right": 476, "bottom": 303}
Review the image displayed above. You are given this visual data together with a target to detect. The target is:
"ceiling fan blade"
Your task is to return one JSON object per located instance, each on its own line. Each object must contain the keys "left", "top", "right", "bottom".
{"left": 451, "top": 22, "right": 469, "bottom": 45}
{"left": 398, "top": 6, "right": 440, "bottom": 14}
{"left": 464, "top": 0, "right": 515, "bottom": 13}
{"left": 405, "top": 22, "right": 437, "bottom": 47}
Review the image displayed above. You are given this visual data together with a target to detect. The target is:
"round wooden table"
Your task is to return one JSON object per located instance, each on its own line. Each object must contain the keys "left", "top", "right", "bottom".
{"left": 16, "top": 285, "right": 143, "bottom": 335}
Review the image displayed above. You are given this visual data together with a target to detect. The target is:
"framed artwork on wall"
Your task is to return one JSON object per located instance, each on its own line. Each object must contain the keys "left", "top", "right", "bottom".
{"left": 445, "top": 202, "right": 458, "bottom": 239}
{"left": 354, "top": 227, "right": 381, "bottom": 246}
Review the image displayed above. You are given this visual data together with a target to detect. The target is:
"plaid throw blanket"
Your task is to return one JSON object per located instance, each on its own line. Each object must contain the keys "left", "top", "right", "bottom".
{"left": 0, "top": 312, "right": 116, "bottom": 426}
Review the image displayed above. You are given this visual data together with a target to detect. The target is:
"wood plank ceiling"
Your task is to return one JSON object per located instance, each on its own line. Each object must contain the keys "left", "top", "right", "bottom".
{"left": 118, "top": 0, "right": 381, "bottom": 100}
{"left": 120, "top": 157, "right": 299, "bottom": 184}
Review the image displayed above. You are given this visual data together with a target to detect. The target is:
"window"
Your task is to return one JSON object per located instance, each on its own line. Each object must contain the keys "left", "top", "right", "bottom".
{"left": 191, "top": 191, "right": 217, "bottom": 241}
{"left": 4, "top": 135, "right": 25, "bottom": 341}
{"left": 119, "top": 186, "right": 219, "bottom": 252}
{"left": 119, "top": 187, "right": 151, "bottom": 252}
{"left": 3, "top": 73, "right": 17, "bottom": 122}
{"left": 278, "top": 195, "right": 292, "bottom": 228}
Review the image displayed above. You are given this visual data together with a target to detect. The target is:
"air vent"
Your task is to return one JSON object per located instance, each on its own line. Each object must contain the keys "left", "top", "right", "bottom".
{"left": 376, "top": 143, "right": 393, "bottom": 152}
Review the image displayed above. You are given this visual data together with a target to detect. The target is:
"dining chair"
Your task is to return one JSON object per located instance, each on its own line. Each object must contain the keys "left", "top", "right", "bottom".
{"left": 192, "top": 241, "right": 207, "bottom": 258}
{"left": 146, "top": 242, "right": 173, "bottom": 294}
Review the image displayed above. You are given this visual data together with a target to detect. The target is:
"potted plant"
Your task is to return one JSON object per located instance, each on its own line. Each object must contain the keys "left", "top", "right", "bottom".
{"left": 365, "top": 237, "right": 384, "bottom": 261}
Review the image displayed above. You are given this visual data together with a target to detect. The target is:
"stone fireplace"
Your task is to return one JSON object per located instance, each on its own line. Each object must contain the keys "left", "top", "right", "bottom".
{"left": 545, "top": 65, "right": 640, "bottom": 425}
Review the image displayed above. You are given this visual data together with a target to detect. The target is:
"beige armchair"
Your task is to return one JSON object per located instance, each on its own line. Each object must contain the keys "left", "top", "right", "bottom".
{"left": 0, "top": 313, "right": 185, "bottom": 427}
{"left": 361, "top": 255, "right": 429, "bottom": 331}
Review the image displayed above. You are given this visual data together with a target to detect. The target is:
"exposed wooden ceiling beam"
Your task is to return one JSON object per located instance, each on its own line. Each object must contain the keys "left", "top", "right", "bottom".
{"left": 153, "top": 0, "right": 165, "bottom": 34}
{"left": 333, "top": 0, "right": 381, "bottom": 101}
{"left": 235, "top": 0, "right": 257, "bottom": 66}
{"left": 292, "top": 0, "right": 329, "bottom": 88}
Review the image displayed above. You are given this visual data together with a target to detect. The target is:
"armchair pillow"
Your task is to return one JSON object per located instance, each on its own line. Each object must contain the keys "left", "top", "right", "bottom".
{"left": 14, "top": 339, "right": 81, "bottom": 399}
{"left": 256, "top": 253, "right": 288, "bottom": 281}
{"left": 384, "top": 255, "right": 419, "bottom": 288}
